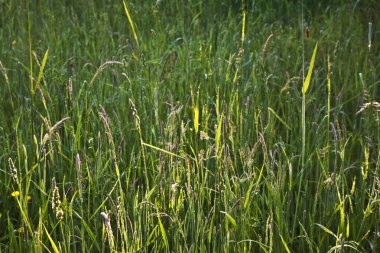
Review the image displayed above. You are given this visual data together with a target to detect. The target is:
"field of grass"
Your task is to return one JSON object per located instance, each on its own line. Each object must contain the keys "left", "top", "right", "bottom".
{"left": 0, "top": 0, "right": 379, "bottom": 252}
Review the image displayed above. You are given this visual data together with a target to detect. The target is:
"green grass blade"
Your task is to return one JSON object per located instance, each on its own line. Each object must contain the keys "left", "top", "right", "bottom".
{"left": 145, "top": 186, "right": 156, "bottom": 201}
{"left": 123, "top": 0, "right": 139, "bottom": 47}
{"left": 15, "top": 196, "right": 33, "bottom": 235}
{"left": 208, "top": 207, "right": 215, "bottom": 243}
{"left": 315, "top": 223, "right": 338, "bottom": 240}
{"left": 220, "top": 211, "right": 237, "bottom": 228}
{"left": 157, "top": 213, "right": 168, "bottom": 248}
{"left": 279, "top": 234, "right": 291, "bottom": 253}
{"left": 43, "top": 224, "right": 60, "bottom": 253}
{"left": 142, "top": 141, "right": 184, "bottom": 159}
{"left": 34, "top": 48, "right": 49, "bottom": 93}
{"left": 268, "top": 107, "right": 291, "bottom": 130}
{"left": 215, "top": 114, "right": 223, "bottom": 155}
{"left": 73, "top": 210, "right": 100, "bottom": 251}
{"left": 194, "top": 104, "right": 199, "bottom": 133}
{"left": 302, "top": 43, "right": 318, "bottom": 94}
{"left": 27, "top": 0, "right": 33, "bottom": 95}
{"left": 241, "top": 0, "right": 246, "bottom": 45}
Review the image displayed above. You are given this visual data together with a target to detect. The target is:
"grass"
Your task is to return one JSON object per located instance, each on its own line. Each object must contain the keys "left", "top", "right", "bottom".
{"left": 0, "top": 0, "right": 379, "bottom": 252}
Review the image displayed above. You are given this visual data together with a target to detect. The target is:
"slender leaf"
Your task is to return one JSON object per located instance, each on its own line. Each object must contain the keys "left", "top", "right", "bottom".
{"left": 34, "top": 48, "right": 49, "bottom": 93}
{"left": 302, "top": 43, "right": 318, "bottom": 94}
{"left": 157, "top": 213, "right": 168, "bottom": 248}
{"left": 123, "top": 0, "right": 139, "bottom": 47}
{"left": 43, "top": 224, "right": 60, "bottom": 253}
{"left": 279, "top": 234, "right": 291, "bottom": 253}
{"left": 220, "top": 211, "right": 237, "bottom": 228}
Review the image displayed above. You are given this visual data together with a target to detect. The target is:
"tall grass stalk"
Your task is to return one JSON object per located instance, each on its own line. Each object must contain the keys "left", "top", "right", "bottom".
{"left": 327, "top": 54, "right": 331, "bottom": 173}
{"left": 294, "top": 40, "right": 318, "bottom": 235}
{"left": 241, "top": 0, "right": 246, "bottom": 46}
{"left": 99, "top": 105, "right": 129, "bottom": 251}
{"left": 123, "top": 0, "right": 139, "bottom": 48}
{"left": 26, "top": 0, "right": 35, "bottom": 161}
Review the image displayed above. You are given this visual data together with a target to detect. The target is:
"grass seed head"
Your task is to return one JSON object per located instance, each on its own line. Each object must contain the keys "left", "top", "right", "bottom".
{"left": 262, "top": 33, "right": 274, "bottom": 58}
{"left": 68, "top": 77, "right": 72, "bottom": 100}
{"left": 8, "top": 158, "right": 18, "bottom": 183}
{"left": 129, "top": 98, "right": 141, "bottom": 133}
{"left": 100, "top": 211, "right": 115, "bottom": 249}
{"left": 76, "top": 153, "right": 83, "bottom": 199}
{"left": 42, "top": 117, "right": 70, "bottom": 145}
{"left": 99, "top": 105, "right": 113, "bottom": 140}
{"left": 51, "top": 177, "right": 64, "bottom": 221}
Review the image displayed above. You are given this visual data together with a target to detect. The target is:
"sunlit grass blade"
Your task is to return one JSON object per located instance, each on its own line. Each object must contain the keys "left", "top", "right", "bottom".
{"left": 123, "top": 0, "right": 139, "bottom": 47}
{"left": 220, "top": 211, "right": 237, "bottom": 228}
{"left": 43, "top": 224, "right": 60, "bottom": 253}
{"left": 145, "top": 186, "right": 156, "bottom": 201}
{"left": 142, "top": 141, "right": 184, "bottom": 159}
{"left": 191, "top": 86, "right": 200, "bottom": 133}
{"left": 194, "top": 104, "right": 199, "bottom": 133}
{"left": 279, "top": 234, "right": 291, "bottom": 253}
{"left": 302, "top": 42, "right": 318, "bottom": 94}
{"left": 241, "top": 0, "right": 246, "bottom": 46}
{"left": 215, "top": 114, "right": 223, "bottom": 155}
{"left": 315, "top": 223, "right": 338, "bottom": 240}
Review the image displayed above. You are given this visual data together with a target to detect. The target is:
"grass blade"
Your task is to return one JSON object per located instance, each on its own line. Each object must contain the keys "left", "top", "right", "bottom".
{"left": 279, "top": 234, "right": 291, "bottom": 253}
{"left": 244, "top": 179, "right": 255, "bottom": 209}
{"left": 142, "top": 141, "right": 184, "bottom": 159}
{"left": 157, "top": 213, "right": 168, "bottom": 248}
{"left": 302, "top": 43, "right": 318, "bottom": 94}
{"left": 123, "top": 0, "right": 139, "bottom": 47}
{"left": 241, "top": 0, "right": 246, "bottom": 45}
{"left": 268, "top": 107, "right": 291, "bottom": 130}
{"left": 34, "top": 48, "right": 49, "bottom": 93}
{"left": 215, "top": 114, "right": 223, "bottom": 155}
{"left": 220, "top": 211, "right": 237, "bottom": 228}
{"left": 73, "top": 210, "right": 100, "bottom": 251}
{"left": 315, "top": 223, "right": 338, "bottom": 240}
{"left": 194, "top": 104, "right": 199, "bottom": 133}
{"left": 43, "top": 224, "right": 60, "bottom": 253}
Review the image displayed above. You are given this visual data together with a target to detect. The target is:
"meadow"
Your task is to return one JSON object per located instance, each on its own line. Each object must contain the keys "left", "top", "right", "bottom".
{"left": 0, "top": 0, "right": 379, "bottom": 252}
